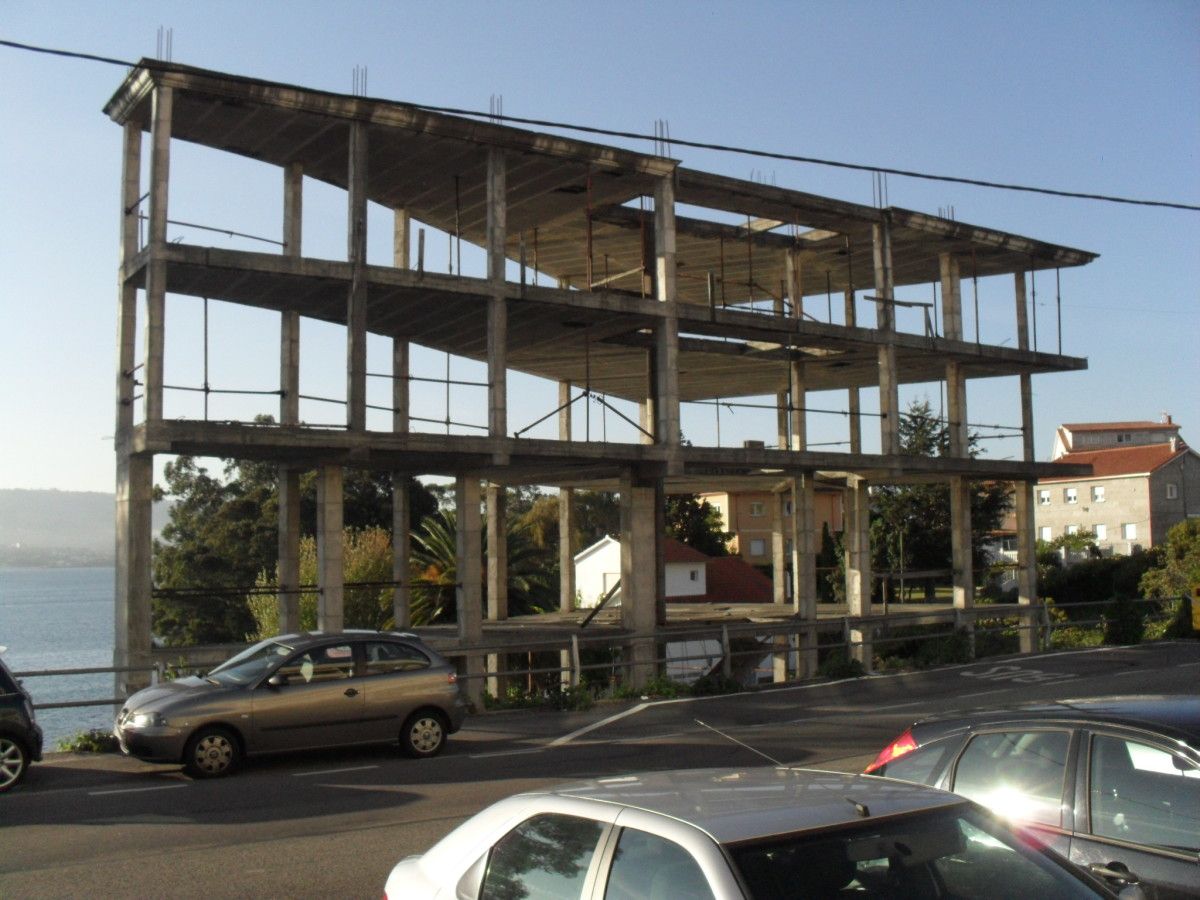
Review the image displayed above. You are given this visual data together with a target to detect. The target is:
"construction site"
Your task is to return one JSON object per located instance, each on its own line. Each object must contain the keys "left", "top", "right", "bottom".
{"left": 106, "top": 60, "right": 1096, "bottom": 705}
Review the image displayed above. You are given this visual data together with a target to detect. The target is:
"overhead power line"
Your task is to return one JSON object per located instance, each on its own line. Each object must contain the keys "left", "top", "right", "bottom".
{"left": 3, "top": 36, "right": 1197, "bottom": 213}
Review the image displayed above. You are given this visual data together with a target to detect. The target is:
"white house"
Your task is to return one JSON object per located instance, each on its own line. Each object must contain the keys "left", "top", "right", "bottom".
{"left": 574, "top": 535, "right": 708, "bottom": 608}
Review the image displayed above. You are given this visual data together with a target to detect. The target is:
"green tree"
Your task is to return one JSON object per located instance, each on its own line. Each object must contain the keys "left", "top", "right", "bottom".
{"left": 1139, "top": 518, "right": 1200, "bottom": 599}
{"left": 246, "top": 527, "right": 397, "bottom": 639}
{"left": 870, "top": 399, "right": 1011, "bottom": 600}
{"left": 664, "top": 495, "right": 731, "bottom": 556}
{"left": 152, "top": 451, "right": 435, "bottom": 645}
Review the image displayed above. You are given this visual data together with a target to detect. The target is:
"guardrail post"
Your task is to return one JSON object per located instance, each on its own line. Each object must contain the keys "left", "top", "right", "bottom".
{"left": 570, "top": 634, "right": 581, "bottom": 688}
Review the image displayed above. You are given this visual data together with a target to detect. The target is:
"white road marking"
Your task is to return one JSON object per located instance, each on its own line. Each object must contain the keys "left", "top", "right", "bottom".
{"left": 291, "top": 764, "right": 379, "bottom": 777}
{"left": 88, "top": 783, "right": 189, "bottom": 796}
{"left": 469, "top": 748, "right": 544, "bottom": 759}
{"left": 958, "top": 689, "right": 1009, "bottom": 700}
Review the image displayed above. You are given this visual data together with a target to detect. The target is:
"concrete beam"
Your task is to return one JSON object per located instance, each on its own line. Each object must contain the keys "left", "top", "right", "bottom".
{"left": 315, "top": 465, "right": 344, "bottom": 632}
{"left": 116, "top": 121, "right": 141, "bottom": 440}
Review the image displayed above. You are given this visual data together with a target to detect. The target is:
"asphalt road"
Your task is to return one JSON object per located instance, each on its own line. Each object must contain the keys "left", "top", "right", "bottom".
{"left": 3, "top": 641, "right": 1197, "bottom": 899}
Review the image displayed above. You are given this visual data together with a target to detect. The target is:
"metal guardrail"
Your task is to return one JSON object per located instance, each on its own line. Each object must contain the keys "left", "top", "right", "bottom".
{"left": 13, "top": 597, "right": 1181, "bottom": 712}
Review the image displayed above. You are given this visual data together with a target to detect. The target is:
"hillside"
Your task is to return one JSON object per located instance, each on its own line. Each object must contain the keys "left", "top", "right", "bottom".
{"left": 0, "top": 489, "right": 167, "bottom": 567}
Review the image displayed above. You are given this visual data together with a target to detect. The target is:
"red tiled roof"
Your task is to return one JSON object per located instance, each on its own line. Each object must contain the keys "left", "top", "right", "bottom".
{"left": 663, "top": 538, "right": 710, "bottom": 564}
{"left": 1041, "top": 442, "right": 1188, "bottom": 482}
{"left": 664, "top": 555, "right": 773, "bottom": 604}
{"left": 1063, "top": 421, "right": 1178, "bottom": 433}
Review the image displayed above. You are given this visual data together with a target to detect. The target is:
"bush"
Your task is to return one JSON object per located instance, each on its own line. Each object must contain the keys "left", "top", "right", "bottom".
{"left": 57, "top": 729, "right": 120, "bottom": 753}
{"left": 817, "top": 650, "right": 864, "bottom": 679}
{"left": 1040, "top": 552, "right": 1159, "bottom": 607}
{"left": 1102, "top": 595, "right": 1146, "bottom": 646}
{"left": 689, "top": 673, "right": 744, "bottom": 696}
{"left": 482, "top": 683, "right": 595, "bottom": 712}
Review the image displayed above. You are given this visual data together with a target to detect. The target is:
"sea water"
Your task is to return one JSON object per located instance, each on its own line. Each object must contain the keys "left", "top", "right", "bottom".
{"left": 0, "top": 566, "right": 116, "bottom": 746}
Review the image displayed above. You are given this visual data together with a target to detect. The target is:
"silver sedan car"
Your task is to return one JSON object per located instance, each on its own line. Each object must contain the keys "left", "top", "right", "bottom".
{"left": 384, "top": 767, "right": 1129, "bottom": 899}
{"left": 115, "top": 630, "right": 466, "bottom": 778}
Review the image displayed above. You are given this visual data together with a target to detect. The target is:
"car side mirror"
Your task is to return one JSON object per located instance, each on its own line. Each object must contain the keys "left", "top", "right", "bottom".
{"left": 267, "top": 673, "right": 289, "bottom": 688}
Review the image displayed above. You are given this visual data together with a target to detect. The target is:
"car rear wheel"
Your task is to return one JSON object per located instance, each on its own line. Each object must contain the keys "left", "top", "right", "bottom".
{"left": 184, "top": 727, "right": 240, "bottom": 778}
{"left": 0, "top": 736, "right": 29, "bottom": 792}
{"left": 400, "top": 710, "right": 447, "bottom": 758}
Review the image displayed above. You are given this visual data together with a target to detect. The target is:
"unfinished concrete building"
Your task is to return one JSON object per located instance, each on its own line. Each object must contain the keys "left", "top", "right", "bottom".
{"left": 106, "top": 61, "right": 1094, "bottom": 703}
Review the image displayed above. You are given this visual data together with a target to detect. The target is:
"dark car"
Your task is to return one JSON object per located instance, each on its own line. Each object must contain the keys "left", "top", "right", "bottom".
{"left": 115, "top": 630, "right": 467, "bottom": 778}
{"left": 866, "top": 695, "right": 1200, "bottom": 899}
{"left": 0, "top": 648, "right": 44, "bottom": 793}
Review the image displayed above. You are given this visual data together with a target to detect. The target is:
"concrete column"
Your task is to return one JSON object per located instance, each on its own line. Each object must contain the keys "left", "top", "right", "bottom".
{"left": 558, "top": 381, "right": 576, "bottom": 612}
{"left": 315, "top": 465, "right": 344, "bottom": 632}
{"left": 455, "top": 476, "right": 485, "bottom": 708}
{"left": 143, "top": 84, "right": 173, "bottom": 423}
{"left": 277, "top": 466, "right": 301, "bottom": 633}
{"left": 873, "top": 219, "right": 899, "bottom": 456}
{"left": 277, "top": 162, "right": 303, "bottom": 634}
{"left": 790, "top": 361, "right": 807, "bottom": 452}
{"left": 346, "top": 121, "right": 368, "bottom": 431}
{"left": 844, "top": 288, "right": 862, "bottom": 453}
{"left": 654, "top": 176, "right": 681, "bottom": 469}
{"left": 1014, "top": 272, "right": 1039, "bottom": 651}
{"left": 116, "top": 121, "right": 141, "bottom": 439}
{"left": 281, "top": 162, "right": 302, "bottom": 424}
{"left": 485, "top": 483, "right": 508, "bottom": 699}
{"left": 794, "top": 475, "right": 819, "bottom": 677}
{"left": 786, "top": 248, "right": 805, "bottom": 320}
{"left": 845, "top": 477, "right": 873, "bottom": 671}
{"left": 486, "top": 484, "right": 508, "bottom": 622}
{"left": 487, "top": 149, "right": 508, "bottom": 458}
{"left": 113, "top": 453, "right": 153, "bottom": 696}
{"left": 771, "top": 489, "right": 788, "bottom": 606}
{"left": 641, "top": 348, "right": 657, "bottom": 445}
{"left": 392, "top": 210, "right": 413, "bottom": 630}
{"left": 1015, "top": 480, "right": 1039, "bottom": 653}
{"left": 950, "top": 476, "right": 974, "bottom": 611}
{"left": 619, "top": 471, "right": 658, "bottom": 686}
{"left": 939, "top": 253, "right": 963, "bottom": 341}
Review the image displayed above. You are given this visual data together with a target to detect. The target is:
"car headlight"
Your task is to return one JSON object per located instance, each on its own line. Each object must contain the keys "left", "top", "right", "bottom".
{"left": 127, "top": 711, "right": 168, "bottom": 728}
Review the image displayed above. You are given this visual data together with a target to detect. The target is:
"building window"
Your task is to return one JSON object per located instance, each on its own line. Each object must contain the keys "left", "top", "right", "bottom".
{"left": 784, "top": 500, "right": 793, "bottom": 515}
{"left": 1094, "top": 524, "right": 1107, "bottom": 541}
{"left": 1166, "top": 483, "right": 1179, "bottom": 500}
{"left": 1066, "top": 524, "right": 1080, "bottom": 536}
{"left": 1039, "top": 526, "right": 1052, "bottom": 542}
{"left": 749, "top": 502, "right": 765, "bottom": 517}
{"left": 1116, "top": 432, "right": 1132, "bottom": 443}
{"left": 1091, "top": 485, "right": 1105, "bottom": 502}
{"left": 1122, "top": 523, "right": 1137, "bottom": 541}
{"left": 689, "top": 569, "right": 698, "bottom": 582}
{"left": 1038, "top": 490, "right": 1051, "bottom": 506}
{"left": 1064, "top": 488, "right": 1078, "bottom": 504}
{"left": 749, "top": 538, "right": 766, "bottom": 556}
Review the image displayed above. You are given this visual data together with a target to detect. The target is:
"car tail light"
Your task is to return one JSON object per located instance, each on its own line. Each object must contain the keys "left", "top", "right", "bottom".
{"left": 865, "top": 728, "right": 918, "bottom": 774}
{"left": 447, "top": 672, "right": 458, "bottom": 684}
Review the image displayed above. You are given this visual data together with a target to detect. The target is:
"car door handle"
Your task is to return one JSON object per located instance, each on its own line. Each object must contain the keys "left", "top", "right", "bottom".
{"left": 344, "top": 688, "right": 359, "bottom": 698}
{"left": 1088, "top": 862, "right": 1139, "bottom": 884}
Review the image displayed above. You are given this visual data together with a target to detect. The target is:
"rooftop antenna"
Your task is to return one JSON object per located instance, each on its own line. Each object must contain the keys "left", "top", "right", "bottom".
{"left": 489, "top": 94, "right": 503, "bottom": 123}
{"left": 156, "top": 26, "right": 173, "bottom": 62}
{"left": 351, "top": 65, "right": 368, "bottom": 96}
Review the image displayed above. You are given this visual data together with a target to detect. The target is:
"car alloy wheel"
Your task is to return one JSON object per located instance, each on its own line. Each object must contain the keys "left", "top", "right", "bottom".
{"left": 0, "top": 737, "right": 29, "bottom": 792}
{"left": 401, "top": 712, "right": 446, "bottom": 758}
{"left": 185, "top": 728, "right": 239, "bottom": 778}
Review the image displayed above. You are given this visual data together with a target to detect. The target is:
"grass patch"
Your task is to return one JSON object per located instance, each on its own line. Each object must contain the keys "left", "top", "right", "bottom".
{"left": 57, "top": 728, "right": 120, "bottom": 753}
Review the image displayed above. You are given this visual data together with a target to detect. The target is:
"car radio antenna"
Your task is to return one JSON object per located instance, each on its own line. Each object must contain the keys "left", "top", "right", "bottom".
{"left": 696, "top": 718, "right": 871, "bottom": 817}
{"left": 694, "top": 719, "right": 783, "bottom": 767}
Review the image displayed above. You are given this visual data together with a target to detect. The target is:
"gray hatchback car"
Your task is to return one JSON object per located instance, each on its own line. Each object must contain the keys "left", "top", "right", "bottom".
{"left": 115, "top": 630, "right": 466, "bottom": 778}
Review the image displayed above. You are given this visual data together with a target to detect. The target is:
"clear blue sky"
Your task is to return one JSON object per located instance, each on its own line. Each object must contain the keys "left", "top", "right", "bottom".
{"left": 1, "top": 1, "right": 1197, "bottom": 492}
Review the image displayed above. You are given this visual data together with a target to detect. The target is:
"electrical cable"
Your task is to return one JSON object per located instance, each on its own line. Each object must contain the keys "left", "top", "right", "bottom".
{"left": 3, "top": 37, "right": 1197, "bottom": 212}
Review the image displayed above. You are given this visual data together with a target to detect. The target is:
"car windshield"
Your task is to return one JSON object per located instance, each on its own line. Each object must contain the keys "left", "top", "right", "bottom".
{"left": 207, "top": 639, "right": 294, "bottom": 686}
{"left": 730, "top": 805, "right": 1104, "bottom": 900}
